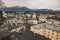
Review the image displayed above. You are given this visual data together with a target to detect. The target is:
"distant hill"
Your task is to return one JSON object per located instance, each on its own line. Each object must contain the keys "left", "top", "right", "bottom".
{"left": 0, "top": 6, "right": 60, "bottom": 12}
{"left": 3, "top": 6, "right": 31, "bottom": 11}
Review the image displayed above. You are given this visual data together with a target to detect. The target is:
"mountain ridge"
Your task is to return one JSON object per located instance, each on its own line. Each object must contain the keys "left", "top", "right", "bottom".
{"left": 0, "top": 6, "right": 60, "bottom": 12}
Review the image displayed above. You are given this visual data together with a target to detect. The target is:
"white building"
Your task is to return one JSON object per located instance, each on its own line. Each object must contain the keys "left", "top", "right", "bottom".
{"left": 32, "top": 13, "right": 36, "bottom": 19}
{"left": 26, "top": 14, "right": 31, "bottom": 19}
{"left": 28, "top": 19, "right": 38, "bottom": 25}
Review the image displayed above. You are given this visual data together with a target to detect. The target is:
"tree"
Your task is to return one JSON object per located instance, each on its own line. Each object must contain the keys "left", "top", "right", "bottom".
{"left": 0, "top": 11, "right": 4, "bottom": 25}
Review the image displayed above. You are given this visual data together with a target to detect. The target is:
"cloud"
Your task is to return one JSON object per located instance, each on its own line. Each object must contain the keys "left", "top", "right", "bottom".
{"left": 1, "top": 0, "right": 60, "bottom": 10}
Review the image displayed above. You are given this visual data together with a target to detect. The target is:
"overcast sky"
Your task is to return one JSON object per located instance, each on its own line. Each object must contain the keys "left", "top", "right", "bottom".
{"left": 1, "top": 0, "right": 60, "bottom": 10}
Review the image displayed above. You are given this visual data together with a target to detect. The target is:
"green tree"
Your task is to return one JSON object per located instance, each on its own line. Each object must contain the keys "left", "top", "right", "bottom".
{"left": 0, "top": 11, "right": 4, "bottom": 25}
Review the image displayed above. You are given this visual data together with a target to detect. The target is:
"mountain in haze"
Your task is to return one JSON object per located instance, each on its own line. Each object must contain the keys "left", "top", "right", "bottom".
{"left": 3, "top": 6, "right": 31, "bottom": 11}
{"left": 0, "top": 6, "right": 60, "bottom": 12}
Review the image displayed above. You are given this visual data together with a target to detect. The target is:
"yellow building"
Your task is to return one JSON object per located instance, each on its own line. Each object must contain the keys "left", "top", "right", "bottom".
{"left": 30, "top": 24, "right": 60, "bottom": 40}
{"left": 20, "top": 17, "right": 28, "bottom": 25}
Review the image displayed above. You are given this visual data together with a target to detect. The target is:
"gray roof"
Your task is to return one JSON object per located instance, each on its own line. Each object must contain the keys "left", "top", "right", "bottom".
{"left": 31, "top": 24, "right": 45, "bottom": 30}
{"left": 7, "top": 14, "right": 15, "bottom": 18}
{"left": 31, "top": 23, "right": 60, "bottom": 32}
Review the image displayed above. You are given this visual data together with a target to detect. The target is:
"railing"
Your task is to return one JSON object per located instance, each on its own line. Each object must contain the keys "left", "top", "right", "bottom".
{"left": 31, "top": 27, "right": 60, "bottom": 40}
